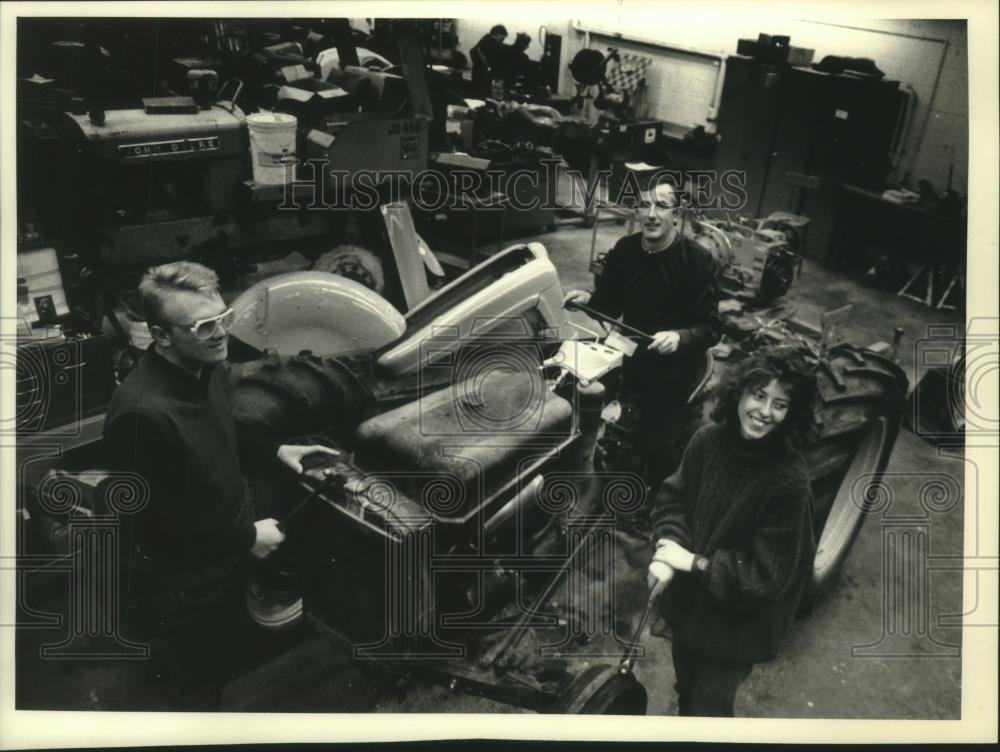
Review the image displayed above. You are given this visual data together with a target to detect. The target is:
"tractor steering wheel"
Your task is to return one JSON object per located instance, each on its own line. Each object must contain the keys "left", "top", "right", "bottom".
{"left": 564, "top": 300, "right": 652, "bottom": 342}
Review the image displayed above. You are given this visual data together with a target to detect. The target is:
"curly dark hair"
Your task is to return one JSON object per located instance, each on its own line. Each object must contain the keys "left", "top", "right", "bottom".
{"left": 710, "top": 346, "right": 821, "bottom": 452}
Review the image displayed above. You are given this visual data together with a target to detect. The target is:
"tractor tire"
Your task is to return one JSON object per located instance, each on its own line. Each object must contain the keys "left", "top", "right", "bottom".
{"left": 801, "top": 344, "right": 907, "bottom": 602}
{"left": 227, "top": 351, "right": 375, "bottom": 451}
{"left": 313, "top": 245, "right": 386, "bottom": 295}
{"left": 548, "top": 664, "right": 648, "bottom": 715}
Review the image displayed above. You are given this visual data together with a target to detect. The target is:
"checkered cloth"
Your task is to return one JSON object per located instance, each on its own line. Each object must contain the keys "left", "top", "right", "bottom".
{"left": 605, "top": 53, "right": 651, "bottom": 95}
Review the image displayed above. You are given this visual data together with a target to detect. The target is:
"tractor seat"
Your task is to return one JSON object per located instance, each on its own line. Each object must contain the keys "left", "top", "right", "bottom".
{"left": 354, "top": 369, "right": 574, "bottom": 523}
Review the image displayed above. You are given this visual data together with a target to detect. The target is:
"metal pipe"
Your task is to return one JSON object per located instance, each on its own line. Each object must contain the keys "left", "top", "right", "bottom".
{"left": 570, "top": 20, "right": 724, "bottom": 63}
{"left": 802, "top": 19, "right": 951, "bottom": 45}
{"left": 904, "top": 40, "right": 950, "bottom": 183}
{"left": 619, "top": 586, "right": 660, "bottom": 673}
{"left": 565, "top": 300, "right": 653, "bottom": 340}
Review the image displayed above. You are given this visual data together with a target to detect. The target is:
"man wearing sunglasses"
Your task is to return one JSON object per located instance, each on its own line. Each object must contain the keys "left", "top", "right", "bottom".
{"left": 563, "top": 180, "right": 721, "bottom": 501}
{"left": 104, "top": 260, "right": 337, "bottom": 710}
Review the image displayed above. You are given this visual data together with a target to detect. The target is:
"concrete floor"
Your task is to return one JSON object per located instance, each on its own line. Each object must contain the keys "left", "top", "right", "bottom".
{"left": 15, "top": 218, "right": 966, "bottom": 719}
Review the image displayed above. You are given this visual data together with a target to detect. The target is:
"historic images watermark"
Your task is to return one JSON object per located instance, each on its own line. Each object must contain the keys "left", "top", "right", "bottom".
{"left": 1, "top": 332, "right": 83, "bottom": 438}
{"left": 8, "top": 465, "right": 152, "bottom": 660}
{"left": 416, "top": 316, "right": 564, "bottom": 439}
{"left": 911, "top": 317, "right": 999, "bottom": 442}
{"left": 275, "top": 160, "right": 751, "bottom": 214}
{"left": 851, "top": 318, "right": 999, "bottom": 659}
{"left": 850, "top": 470, "right": 964, "bottom": 658}
{"left": 4, "top": 314, "right": 152, "bottom": 660}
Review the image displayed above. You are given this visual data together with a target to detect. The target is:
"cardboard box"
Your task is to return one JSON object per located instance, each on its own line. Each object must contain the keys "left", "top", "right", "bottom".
{"left": 305, "top": 116, "right": 430, "bottom": 185}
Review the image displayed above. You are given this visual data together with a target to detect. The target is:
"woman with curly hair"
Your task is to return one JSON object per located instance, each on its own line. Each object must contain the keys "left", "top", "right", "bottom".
{"left": 646, "top": 346, "right": 820, "bottom": 716}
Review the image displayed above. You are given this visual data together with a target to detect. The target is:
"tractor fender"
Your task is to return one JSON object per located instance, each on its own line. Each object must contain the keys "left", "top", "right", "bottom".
{"left": 228, "top": 271, "right": 406, "bottom": 358}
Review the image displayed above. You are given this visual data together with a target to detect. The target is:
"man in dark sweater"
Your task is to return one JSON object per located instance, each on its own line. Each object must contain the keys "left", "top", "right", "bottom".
{"left": 564, "top": 182, "right": 721, "bottom": 489}
{"left": 470, "top": 24, "right": 508, "bottom": 97}
{"left": 104, "top": 261, "right": 336, "bottom": 709}
{"left": 499, "top": 32, "right": 537, "bottom": 91}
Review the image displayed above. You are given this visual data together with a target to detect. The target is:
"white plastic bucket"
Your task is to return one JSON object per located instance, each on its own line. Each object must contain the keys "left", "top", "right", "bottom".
{"left": 246, "top": 112, "right": 298, "bottom": 185}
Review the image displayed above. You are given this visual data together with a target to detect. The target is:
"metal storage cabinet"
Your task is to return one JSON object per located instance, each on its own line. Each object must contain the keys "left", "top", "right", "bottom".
{"left": 814, "top": 72, "right": 901, "bottom": 186}
{"left": 715, "top": 56, "right": 903, "bottom": 259}
{"left": 758, "top": 66, "right": 827, "bottom": 215}
{"left": 713, "top": 55, "right": 788, "bottom": 217}
{"left": 761, "top": 67, "right": 901, "bottom": 214}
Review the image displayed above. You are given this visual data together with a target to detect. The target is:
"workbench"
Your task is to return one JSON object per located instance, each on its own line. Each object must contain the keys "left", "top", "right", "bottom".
{"left": 826, "top": 184, "right": 965, "bottom": 308}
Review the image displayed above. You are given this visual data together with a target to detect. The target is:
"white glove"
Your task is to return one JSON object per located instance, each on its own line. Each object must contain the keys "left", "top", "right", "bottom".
{"left": 646, "top": 560, "right": 675, "bottom": 597}
{"left": 562, "top": 289, "right": 592, "bottom": 308}
{"left": 648, "top": 330, "right": 681, "bottom": 354}
{"left": 654, "top": 538, "right": 697, "bottom": 573}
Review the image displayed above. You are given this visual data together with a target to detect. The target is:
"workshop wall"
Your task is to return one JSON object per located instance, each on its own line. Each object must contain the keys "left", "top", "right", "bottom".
{"left": 561, "top": 16, "right": 967, "bottom": 197}
{"left": 891, "top": 21, "right": 967, "bottom": 197}
{"left": 394, "top": 15, "right": 965, "bottom": 197}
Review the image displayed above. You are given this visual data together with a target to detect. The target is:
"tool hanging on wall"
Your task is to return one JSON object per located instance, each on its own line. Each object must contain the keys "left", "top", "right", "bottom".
{"left": 568, "top": 47, "right": 620, "bottom": 112}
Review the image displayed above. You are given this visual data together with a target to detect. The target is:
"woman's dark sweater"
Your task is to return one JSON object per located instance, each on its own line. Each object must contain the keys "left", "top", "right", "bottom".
{"left": 651, "top": 420, "right": 815, "bottom": 664}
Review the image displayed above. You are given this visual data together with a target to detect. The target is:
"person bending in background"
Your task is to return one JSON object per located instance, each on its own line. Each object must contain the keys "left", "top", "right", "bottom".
{"left": 104, "top": 260, "right": 336, "bottom": 710}
{"left": 564, "top": 181, "right": 721, "bottom": 493}
{"left": 500, "top": 32, "right": 537, "bottom": 90}
{"left": 470, "top": 24, "right": 508, "bottom": 97}
{"left": 646, "top": 347, "right": 819, "bottom": 717}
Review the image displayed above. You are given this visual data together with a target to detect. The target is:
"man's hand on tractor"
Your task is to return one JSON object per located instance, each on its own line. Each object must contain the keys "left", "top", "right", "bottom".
{"left": 648, "top": 330, "right": 681, "bottom": 354}
{"left": 277, "top": 444, "right": 341, "bottom": 478}
{"left": 251, "top": 518, "right": 286, "bottom": 559}
{"left": 563, "top": 289, "right": 592, "bottom": 309}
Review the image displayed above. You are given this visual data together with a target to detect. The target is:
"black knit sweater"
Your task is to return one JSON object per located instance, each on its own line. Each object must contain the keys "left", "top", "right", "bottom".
{"left": 651, "top": 420, "right": 815, "bottom": 664}
{"left": 589, "top": 232, "right": 721, "bottom": 375}
{"left": 104, "top": 346, "right": 256, "bottom": 591}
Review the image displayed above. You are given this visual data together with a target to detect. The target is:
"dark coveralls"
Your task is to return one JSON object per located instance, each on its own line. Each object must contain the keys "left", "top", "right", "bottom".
{"left": 104, "top": 346, "right": 260, "bottom": 710}
{"left": 470, "top": 33, "right": 506, "bottom": 97}
{"left": 588, "top": 232, "right": 721, "bottom": 489}
{"left": 499, "top": 39, "right": 536, "bottom": 90}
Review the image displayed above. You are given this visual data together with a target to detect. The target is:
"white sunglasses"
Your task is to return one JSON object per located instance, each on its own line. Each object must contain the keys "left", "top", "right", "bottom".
{"left": 179, "top": 308, "right": 235, "bottom": 340}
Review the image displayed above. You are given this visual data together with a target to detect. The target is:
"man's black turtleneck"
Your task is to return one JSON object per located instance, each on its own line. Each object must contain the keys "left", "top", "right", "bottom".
{"left": 588, "top": 231, "right": 721, "bottom": 372}
{"left": 104, "top": 345, "right": 256, "bottom": 589}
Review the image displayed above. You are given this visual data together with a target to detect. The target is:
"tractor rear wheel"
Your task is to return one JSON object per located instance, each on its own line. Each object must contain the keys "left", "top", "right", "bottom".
{"left": 313, "top": 245, "right": 386, "bottom": 294}
{"left": 801, "top": 344, "right": 907, "bottom": 601}
{"left": 548, "top": 665, "right": 648, "bottom": 715}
